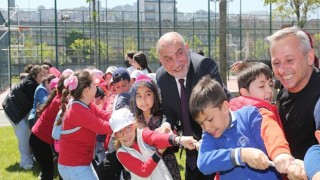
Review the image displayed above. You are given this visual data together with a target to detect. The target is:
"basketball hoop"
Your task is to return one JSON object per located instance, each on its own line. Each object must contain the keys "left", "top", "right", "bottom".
{"left": 18, "top": 26, "right": 29, "bottom": 32}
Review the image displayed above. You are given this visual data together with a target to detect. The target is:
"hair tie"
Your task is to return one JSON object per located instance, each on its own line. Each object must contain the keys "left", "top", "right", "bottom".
{"left": 64, "top": 74, "right": 78, "bottom": 91}
{"left": 50, "top": 77, "right": 60, "bottom": 90}
{"left": 135, "top": 74, "right": 152, "bottom": 83}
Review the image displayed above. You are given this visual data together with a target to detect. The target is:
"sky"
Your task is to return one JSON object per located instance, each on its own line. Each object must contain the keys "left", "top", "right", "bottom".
{"left": 2, "top": 0, "right": 270, "bottom": 14}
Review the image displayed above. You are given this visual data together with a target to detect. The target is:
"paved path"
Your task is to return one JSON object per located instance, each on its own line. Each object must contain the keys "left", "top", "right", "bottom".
{"left": 0, "top": 76, "right": 239, "bottom": 127}
{"left": 226, "top": 75, "right": 239, "bottom": 97}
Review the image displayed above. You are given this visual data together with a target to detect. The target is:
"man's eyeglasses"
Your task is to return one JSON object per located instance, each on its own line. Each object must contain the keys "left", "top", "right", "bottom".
{"left": 114, "top": 124, "right": 133, "bottom": 138}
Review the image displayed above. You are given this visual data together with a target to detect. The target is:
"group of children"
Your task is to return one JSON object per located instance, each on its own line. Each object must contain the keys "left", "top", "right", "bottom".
{"left": 7, "top": 53, "right": 320, "bottom": 180}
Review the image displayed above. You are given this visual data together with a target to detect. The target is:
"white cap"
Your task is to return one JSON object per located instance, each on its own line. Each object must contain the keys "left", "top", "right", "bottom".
{"left": 109, "top": 108, "right": 134, "bottom": 134}
{"left": 105, "top": 66, "right": 118, "bottom": 75}
{"left": 130, "top": 69, "right": 143, "bottom": 79}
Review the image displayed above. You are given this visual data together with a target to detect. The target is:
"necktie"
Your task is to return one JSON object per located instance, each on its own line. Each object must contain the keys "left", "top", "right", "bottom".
{"left": 179, "top": 79, "right": 197, "bottom": 171}
{"left": 179, "top": 79, "right": 193, "bottom": 136}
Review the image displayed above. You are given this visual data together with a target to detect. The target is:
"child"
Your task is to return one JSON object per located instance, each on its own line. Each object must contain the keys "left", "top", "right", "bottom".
{"left": 103, "top": 66, "right": 117, "bottom": 88}
{"left": 130, "top": 74, "right": 181, "bottom": 180}
{"left": 132, "top": 51, "right": 152, "bottom": 74}
{"left": 29, "top": 74, "right": 68, "bottom": 179}
{"left": 28, "top": 74, "right": 56, "bottom": 129}
{"left": 57, "top": 70, "right": 112, "bottom": 180}
{"left": 304, "top": 99, "right": 320, "bottom": 180}
{"left": 94, "top": 67, "right": 132, "bottom": 180}
{"left": 110, "top": 108, "right": 197, "bottom": 180}
{"left": 228, "top": 62, "right": 294, "bottom": 174}
{"left": 94, "top": 86, "right": 106, "bottom": 110}
{"left": 189, "top": 75, "right": 280, "bottom": 179}
{"left": 2, "top": 64, "right": 49, "bottom": 170}
{"left": 112, "top": 67, "right": 131, "bottom": 99}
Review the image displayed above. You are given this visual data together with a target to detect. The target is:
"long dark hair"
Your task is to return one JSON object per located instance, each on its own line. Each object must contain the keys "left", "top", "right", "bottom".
{"left": 56, "top": 70, "right": 92, "bottom": 125}
{"left": 133, "top": 51, "right": 152, "bottom": 73}
{"left": 130, "top": 78, "right": 161, "bottom": 118}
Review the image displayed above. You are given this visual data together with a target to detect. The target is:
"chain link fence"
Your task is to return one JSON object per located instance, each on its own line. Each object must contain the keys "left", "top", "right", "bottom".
{"left": 1, "top": 7, "right": 320, "bottom": 91}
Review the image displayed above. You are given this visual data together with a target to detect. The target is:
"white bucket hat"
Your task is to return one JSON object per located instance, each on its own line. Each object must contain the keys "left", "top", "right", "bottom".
{"left": 110, "top": 108, "right": 134, "bottom": 134}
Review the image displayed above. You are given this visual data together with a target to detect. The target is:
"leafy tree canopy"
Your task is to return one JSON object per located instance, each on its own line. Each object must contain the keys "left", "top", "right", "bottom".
{"left": 264, "top": 0, "right": 320, "bottom": 28}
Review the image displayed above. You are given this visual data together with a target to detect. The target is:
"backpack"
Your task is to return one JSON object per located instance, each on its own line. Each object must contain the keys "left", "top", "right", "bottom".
{"left": 52, "top": 100, "right": 89, "bottom": 140}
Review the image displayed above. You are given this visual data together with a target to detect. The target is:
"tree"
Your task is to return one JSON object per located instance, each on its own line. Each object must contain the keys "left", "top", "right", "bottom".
{"left": 313, "top": 33, "right": 320, "bottom": 58}
{"left": 98, "top": 40, "right": 116, "bottom": 62}
{"left": 65, "top": 30, "right": 85, "bottom": 49}
{"left": 69, "top": 39, "right": 92, "bottom": 63}
{"left": 38, "top": 43, "right": 55, "bottom": 63}
{"left": 148, "top": 46, "right": 158, "bottom": 62}
{"left": 183, "top": 35, "right": 208, "bottom": 56}
{"left": 264, "top": 0, "right": 320, "bottom": 28}
{"left": 185, "top": 35, "right": 203, "bottom": 50}
{"left": 86, "top": 0, "right": 98, "bottom": 66}
{"left": 252, "top": 38, "right": 269, "bottom": 60}
{"left": 69, "top": 38, "right": 116, "bottom": 64}
{"left": 123, "top": 36, "right": 137, "bottom": 56}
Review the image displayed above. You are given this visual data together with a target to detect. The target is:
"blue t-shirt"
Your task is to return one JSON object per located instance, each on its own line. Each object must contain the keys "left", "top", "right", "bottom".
{"left": 304, "top": 144, "right": 320, "bottom": 179}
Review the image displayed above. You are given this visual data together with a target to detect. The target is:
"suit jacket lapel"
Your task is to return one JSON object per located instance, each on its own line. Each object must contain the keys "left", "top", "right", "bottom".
{"left": 186, "top": 60, "right": 195, "bottom": 101}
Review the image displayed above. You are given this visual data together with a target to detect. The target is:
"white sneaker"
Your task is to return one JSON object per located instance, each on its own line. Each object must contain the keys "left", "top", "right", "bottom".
{"left": 21, "top": 164, "right": 33, "bottom": 170}
{"left": 38, "top": 172, "right": 42, "bottom": 179}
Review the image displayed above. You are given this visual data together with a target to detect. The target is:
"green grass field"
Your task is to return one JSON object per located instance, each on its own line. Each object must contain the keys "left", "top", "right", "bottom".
{"left": 0, "top": 126, "right": 186, "bottom": 180}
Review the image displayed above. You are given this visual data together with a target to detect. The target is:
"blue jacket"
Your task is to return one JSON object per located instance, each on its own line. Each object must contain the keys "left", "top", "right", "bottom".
{"left": 197, "top": 106, "right": 280, "bottom": 180}
{"left": 28, "top": 83, "right": 48, "bottom": 120}
{"left": 304, "top": 145, "right": 320, "bottom": 179}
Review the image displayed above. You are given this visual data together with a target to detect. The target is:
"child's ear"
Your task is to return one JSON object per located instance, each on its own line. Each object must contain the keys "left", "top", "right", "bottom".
{"left": 222, "top": 100, "right": 229, "bottom": 112}
{"left": 85, "top": 86, "right": 93, "bottom": 96}
{"left": 239, "top": 88, "right": 250, "bottom": 96}
{"left": 315, "top": 130, "right": 320, "bottom": 143}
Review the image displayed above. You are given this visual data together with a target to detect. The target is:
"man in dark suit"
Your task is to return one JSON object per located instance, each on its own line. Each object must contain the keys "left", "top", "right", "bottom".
{"left": 156, "top": 32, "right": 231, "bottom": 180}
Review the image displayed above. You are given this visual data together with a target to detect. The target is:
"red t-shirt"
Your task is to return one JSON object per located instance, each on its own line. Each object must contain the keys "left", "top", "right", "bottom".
{"left": 58, "top": 102, "right": 112, "bottom": 166}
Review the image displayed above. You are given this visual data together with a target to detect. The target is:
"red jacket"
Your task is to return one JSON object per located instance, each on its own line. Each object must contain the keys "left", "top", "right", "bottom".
{"left": 229, "top": 96, "right": 291, "bottom": 160}
{"left": 32, "top": 94, "right": 62, "bottom": 145}
{"left": 58, "top": 103, "right": 112, "bottom": 166}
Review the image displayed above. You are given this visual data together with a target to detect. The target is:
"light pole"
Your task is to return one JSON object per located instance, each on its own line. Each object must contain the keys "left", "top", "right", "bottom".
{"left": 192, "top": 14, "right": 194, "bottom": 50}
{"left": 239, "top": 0, "right": 242, "bottom": 60}
{"left": 214, "top": 0, "right": 218, "bottom": 54}
{"left": 39, "top": 9, "right": 43, "bottom": 62}
{"left": 54, "top": 0, "right": 58, "bottom": 68}
{"left": 158, "top": 0, "right": 161, "bottom": 38}
{"left": 7, "top": 0, "right": 12, "bottom": 89}
{"left": 269, "top": 2, "right": 272, "bottom": 35}
{"left": 61, "top": 14, "right": 70, "bottom": 68}
{"left": 208, "top": 0, "right": 211, "bottom": 58}
{"left": 219, "top": 0, "right": 227, "bottom": 85}
{"left": 137, "top": 0, "right": 140, "bottom": 50}
{"left": 105, "top": 0, "right": 109, "bottom": 68}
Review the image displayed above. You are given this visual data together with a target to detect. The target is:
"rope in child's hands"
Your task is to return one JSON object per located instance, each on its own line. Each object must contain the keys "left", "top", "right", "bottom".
{"left": 179, "top": 136, "right": 198, "bottom": 150}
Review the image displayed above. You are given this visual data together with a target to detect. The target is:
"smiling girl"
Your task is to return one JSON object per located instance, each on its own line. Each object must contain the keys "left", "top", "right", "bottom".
{"left": 110, "top": 108, "right": 197, "bottom": 180}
